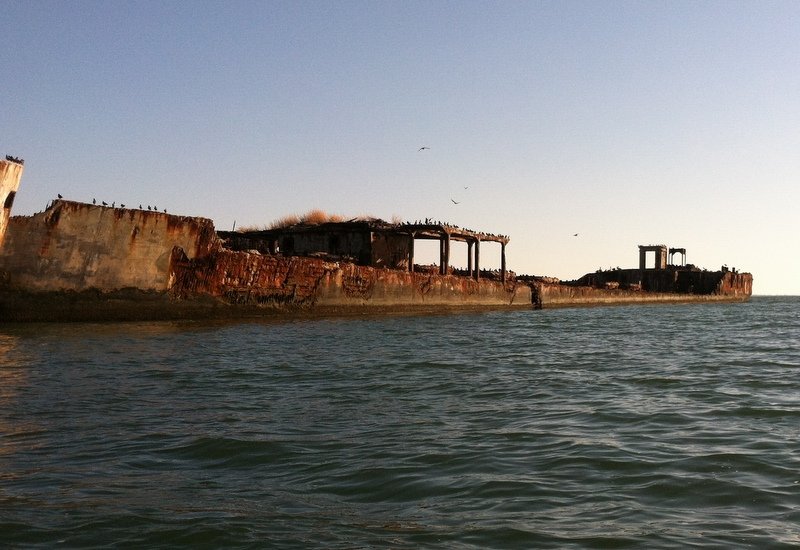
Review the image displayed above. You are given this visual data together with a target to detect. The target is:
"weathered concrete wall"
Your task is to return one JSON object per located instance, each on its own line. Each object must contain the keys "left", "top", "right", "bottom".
{"left": 279, "top": 229, "right": 371, "bottom": 264}
{"left": 714, "top": 271, "right": 753, "bottom": 297}
{"left": 371, "top": 233, "right": 411, "bottom": 269}
{"left": 222, "top": 228, "right": 412, "bottom": 269}
{"left": 170, "top": 248, "right": 531, "bottom": 308}
{"left": 0, "top": 200, "right": 217, "bottom": 292}
{"left": 324, "top": 264, "right": 530, "bottom": 306}
{"left": 0, "top": 159, "right": 24, "bottom": 249}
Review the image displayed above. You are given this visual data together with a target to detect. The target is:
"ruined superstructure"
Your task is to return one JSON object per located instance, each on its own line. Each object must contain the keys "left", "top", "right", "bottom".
{"left": 220, "top": 220, "right": 509, "bottom": 280}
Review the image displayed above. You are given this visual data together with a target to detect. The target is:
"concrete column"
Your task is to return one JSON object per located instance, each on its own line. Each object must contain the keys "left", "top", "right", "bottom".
{"left": 439, "top": 234, "right": 450, "bottom": 275}
{"left": 474, "top": 239, "right": 481, "bottom": 281}
{"left": 408, "top": 234, "right": 415, "bottom": 272}
{"left": 501, "top": 242, "right": 507, "bottom": 282}
{"left": 467, "top": 241, "right": 473, "bottom": 276}
{"left": 439, "top": 237, "right": 444, "bottom": 275}
{"left": 656, "top": 248, "right": 667, "bottom": 269}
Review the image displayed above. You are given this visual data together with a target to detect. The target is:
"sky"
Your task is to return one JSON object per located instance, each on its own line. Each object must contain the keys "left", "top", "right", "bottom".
{"left": 3, "top": 0, "right": 799, "bottom": 294}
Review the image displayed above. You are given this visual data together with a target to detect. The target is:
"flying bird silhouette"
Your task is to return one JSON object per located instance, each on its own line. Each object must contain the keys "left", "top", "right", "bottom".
{"left": 451, "top": 198, "right": 460, "bottom": 204}
{"left": 418, "top": 146, "right": 430, "bottom": 151}
{"left": 573, "top": 233, "right": 579, "bottom": 237}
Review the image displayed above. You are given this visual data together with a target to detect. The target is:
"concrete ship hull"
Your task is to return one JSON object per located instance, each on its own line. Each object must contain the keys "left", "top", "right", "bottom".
{"left": 532, "top": 279, "right": 751, "bottom": 309}
{"left": 528, "top": 267, "right": 753, "bottom": 309}
{"left": 0, "top": 168, "right": 752, "bottom": 322}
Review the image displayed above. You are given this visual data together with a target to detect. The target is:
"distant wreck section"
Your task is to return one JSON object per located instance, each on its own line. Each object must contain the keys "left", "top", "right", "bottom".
{"left": 0, "top": 159, "right": 751, "bottom": 321}
{"left": 522, "top": 244, "right": 752, "bottom": 308}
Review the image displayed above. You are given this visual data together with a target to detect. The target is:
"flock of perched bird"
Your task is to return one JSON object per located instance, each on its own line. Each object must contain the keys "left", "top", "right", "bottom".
{"left": 54, "top": 194, "right": 168, "bottom": 214}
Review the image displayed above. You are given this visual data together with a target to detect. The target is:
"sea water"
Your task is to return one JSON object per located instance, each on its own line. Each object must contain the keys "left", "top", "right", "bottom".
{"left": 0, "top": 297, "right": 798, "bottom": 548}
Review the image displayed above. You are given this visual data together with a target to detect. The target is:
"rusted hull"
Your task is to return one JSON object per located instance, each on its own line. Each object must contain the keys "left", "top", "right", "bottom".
{"left": 531, "top": 274, "right": 753, "bottom": 309}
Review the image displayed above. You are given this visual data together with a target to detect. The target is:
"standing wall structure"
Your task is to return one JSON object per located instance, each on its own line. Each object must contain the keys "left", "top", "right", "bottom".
{"left": 0, "top": 158, "right": 24, "bottom": 249}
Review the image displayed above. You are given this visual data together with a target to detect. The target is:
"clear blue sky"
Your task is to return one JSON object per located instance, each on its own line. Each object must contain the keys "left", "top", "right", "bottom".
{"left": 3, "top": 1, "right": 799, "bottom": 294}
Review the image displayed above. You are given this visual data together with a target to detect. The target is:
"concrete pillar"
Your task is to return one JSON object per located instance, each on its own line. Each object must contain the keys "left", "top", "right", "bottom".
{"left": 408, "top": 234, "right": 415, "bottom": 272}
{"left": 501, "top": 242, "right": 507, "bottom": 282}
{"left": 474, "top": 239, "right": 481, "bottom": 281}
{"left": 656, "top": 248, "right": 667, "bottom": 269}
{"left": 439, "top": 233, "right": 450, "bottom": 275}
{"left": 0, "top": 158, "right": 24, "bottom": 250}
{"left": 467, "top": 241, "right": 473, "bottom": 276}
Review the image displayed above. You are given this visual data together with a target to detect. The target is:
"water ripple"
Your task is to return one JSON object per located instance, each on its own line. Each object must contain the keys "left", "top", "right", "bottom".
{"left": 0, "top": 298, "right": 799, "bottom": 547}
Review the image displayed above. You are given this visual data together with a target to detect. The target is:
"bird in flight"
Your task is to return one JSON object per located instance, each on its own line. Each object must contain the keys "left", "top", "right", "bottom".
{"left": 451, "top": 198, "right": 460, "bottom": 204}
{"left": 573, "top": 233, "right": 579, "bottom": 237}
{"left": 418, "top": 146, "right": 430, "bottom": 151}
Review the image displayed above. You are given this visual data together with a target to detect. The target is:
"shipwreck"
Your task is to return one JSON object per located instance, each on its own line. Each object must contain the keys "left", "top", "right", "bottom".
{"left": 0, "top": 157, "right": 751, "bottom": 322}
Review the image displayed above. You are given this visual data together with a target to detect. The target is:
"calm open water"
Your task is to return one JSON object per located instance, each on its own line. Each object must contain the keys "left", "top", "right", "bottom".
{"left": 1, "top": 297, "right": 799, "bottom": 548}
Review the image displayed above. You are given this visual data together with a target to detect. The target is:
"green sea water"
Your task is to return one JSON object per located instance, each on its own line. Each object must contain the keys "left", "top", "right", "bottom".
{"left": 1, "top": 297, "right": 798, "bottom": 548}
